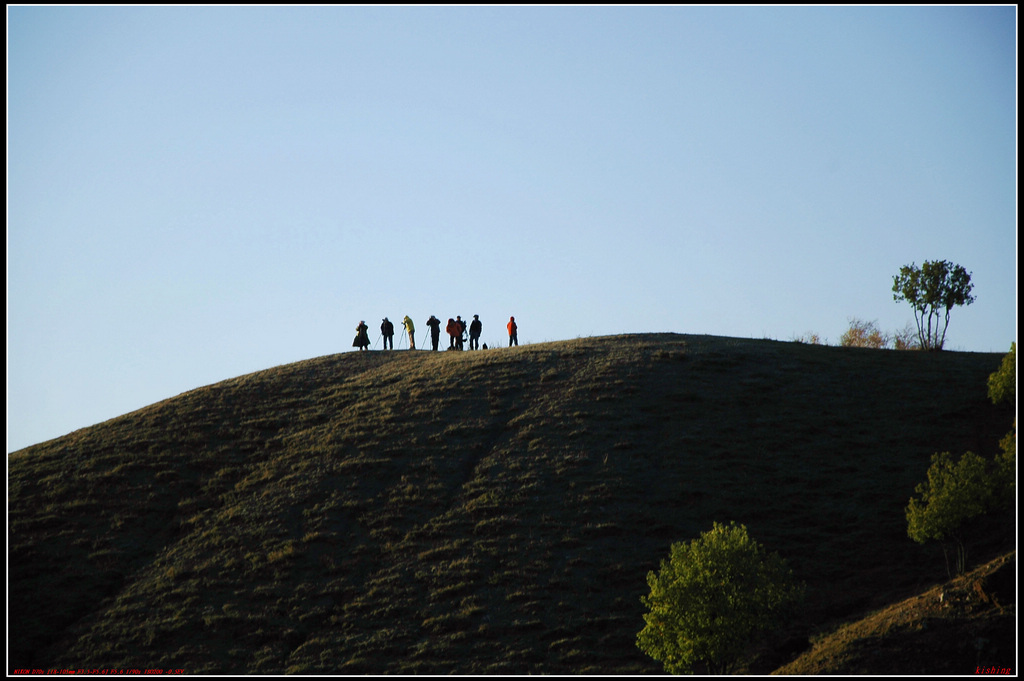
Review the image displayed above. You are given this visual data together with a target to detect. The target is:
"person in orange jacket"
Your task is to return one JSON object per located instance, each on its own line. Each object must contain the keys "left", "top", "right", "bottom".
{"left": 507, "top": 316, "right": 518, "bottom": 347}
{"left": 446, "top": 318, "right": 459, "bottom": 349}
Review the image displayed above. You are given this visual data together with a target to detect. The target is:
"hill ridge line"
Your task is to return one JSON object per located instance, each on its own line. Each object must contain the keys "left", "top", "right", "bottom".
{"left": 8, "top": 333, "right": 1013, "bottom": 673}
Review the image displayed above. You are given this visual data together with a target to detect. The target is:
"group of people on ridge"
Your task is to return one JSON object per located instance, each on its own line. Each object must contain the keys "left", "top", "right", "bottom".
{"left": 352, "top": 315, "right": 518, "bottom": 351}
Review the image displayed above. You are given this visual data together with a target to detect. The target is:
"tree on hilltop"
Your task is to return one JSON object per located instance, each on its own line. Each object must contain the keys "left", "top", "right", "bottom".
{"left": 892, "top": 260, "right": 975, "bottom": 351}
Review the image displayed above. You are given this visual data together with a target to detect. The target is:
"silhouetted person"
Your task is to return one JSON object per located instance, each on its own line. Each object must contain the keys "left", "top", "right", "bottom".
{"left": 469, "top": 315, "right": 482, "bottom": 350}
{"left": 456, "top": 315, "right": 466, "bottom": 350}
{"left": 403, "top": 315, "right": 416, "bottom": 350}
{"left": 353, "top": 321, "right": 370, "bottom": 351}
{"left": 507, "top": 316, "right": 518, "bottom": 347}
{"left": 426, "top": 315, "right": 441, "bottom": 351}
{"left": 381, "top": 317, "right": 395, "bottom": 350}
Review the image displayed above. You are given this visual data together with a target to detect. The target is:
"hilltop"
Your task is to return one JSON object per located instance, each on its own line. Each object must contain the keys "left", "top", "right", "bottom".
{"left": 8, "top": 334, "right": 1015, "bottom": 673}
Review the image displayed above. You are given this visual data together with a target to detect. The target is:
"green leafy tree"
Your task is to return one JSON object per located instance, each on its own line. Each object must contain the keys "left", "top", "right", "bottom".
{"left": 892, "top": 260, "right": 975, "bottom": 350}
{"left": 987, "top": 344, "right": 1016, "bottom": 509}
{"left": 906, "top": 451, "right": 997, "bottom": 576}
{"left": 987, "top": 342, "right": 1015, "bottom": 405}
{"left": 637, "top": 521, "right": 804, "bottom": 674}
{"left": 908, "top": 342, "right": 1017, "bottom": 577}
{"left": 993, "top": 426, "right": 1016, "bottom": 510}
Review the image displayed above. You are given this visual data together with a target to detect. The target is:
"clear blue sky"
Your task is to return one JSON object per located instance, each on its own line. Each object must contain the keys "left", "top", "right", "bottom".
{"left": 8, "top": 6, "right": 1017, "bottom": 453}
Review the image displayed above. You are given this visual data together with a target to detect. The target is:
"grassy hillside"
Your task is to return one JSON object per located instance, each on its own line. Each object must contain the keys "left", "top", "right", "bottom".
{"left": 8, "top": 334, "right": 1015, "bottom": 674}
{"left": 775, "top": 550, "right": 1015, "bottom": 675}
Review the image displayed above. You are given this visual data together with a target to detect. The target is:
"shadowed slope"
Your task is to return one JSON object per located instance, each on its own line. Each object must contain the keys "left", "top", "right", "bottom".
{"left": 774, "top": 551, "right": 1015, "bottom": 675}
{"left": 8, "top": 334, "right": 1013, "bottom": 673}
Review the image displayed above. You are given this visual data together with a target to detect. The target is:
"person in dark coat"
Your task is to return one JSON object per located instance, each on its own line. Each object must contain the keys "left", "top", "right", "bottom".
{"left": 426, "top": 315, "right": 442, "bottom": 351}
{"left": 381, "top": 318, "right": 395, "bottom": 350}
{"left": 456, "top": 316, "right": 466, "bottom": 350}
{"left": 469, "top": 315, "right": 482, "bottom": 350}
{"left": 353, "top": 321, "right": 370, "bottom": 351}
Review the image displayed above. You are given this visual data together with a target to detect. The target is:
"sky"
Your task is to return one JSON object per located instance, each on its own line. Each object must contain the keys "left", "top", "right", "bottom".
{"left": 7, "top": 6, "right": 1017, "bottom": 453}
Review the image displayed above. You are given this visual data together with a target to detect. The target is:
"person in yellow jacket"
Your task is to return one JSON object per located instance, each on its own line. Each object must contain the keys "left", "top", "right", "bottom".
{"left": 402, "top": 315, "right": 416, "bottom": 350}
